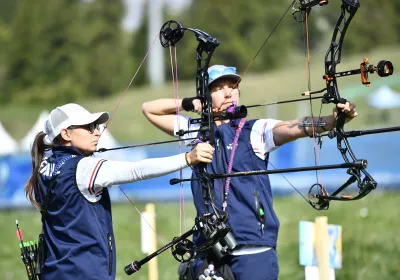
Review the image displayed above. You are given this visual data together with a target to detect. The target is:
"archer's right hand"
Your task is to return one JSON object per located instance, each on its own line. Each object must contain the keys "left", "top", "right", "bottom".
{"left": 181, "top": 97, "right": 202, "bottom": 115}
{"left": 186, "top": 143, "right": 214, "bottom": 165}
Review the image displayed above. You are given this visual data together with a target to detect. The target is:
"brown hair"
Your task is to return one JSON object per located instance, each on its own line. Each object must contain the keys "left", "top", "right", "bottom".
{"left": 24, "top": 132, "right": 54, "bottom": 210}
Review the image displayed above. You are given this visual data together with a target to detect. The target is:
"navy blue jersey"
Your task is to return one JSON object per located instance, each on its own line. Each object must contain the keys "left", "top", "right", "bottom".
{"left": 36, "top": 146, "right": 116, "bottom": 280}
{"left": 191, "top": 119, "right": 280, "bottom": 247}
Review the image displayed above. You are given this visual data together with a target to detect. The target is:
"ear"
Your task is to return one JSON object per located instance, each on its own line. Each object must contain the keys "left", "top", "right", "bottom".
{"left": 60, "top": 129, "right": 72, "bottom": 142}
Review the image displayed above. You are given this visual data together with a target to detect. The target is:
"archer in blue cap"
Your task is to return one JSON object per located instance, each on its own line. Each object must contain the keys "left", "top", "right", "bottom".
{"left": 143, "top": 65, "right": 358, "bottom": 280}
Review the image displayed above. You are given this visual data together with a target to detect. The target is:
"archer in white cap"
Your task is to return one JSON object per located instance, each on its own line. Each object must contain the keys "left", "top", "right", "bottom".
{"left": 142, "top": 65, "right": 358, "bottom": 280}
{"left": 24, "top": 103, "right": 214, "bottom": 279}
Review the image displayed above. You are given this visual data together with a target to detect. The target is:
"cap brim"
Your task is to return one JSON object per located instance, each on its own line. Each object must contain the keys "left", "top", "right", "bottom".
{"left": 70, "top": 112, "right": 110, "bottom": 126}
{"left": 209, "top": 74, "right": 241, "bottom": 86}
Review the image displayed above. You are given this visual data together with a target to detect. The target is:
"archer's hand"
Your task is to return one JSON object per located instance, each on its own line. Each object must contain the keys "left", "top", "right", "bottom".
{"left": 186, "top": 143, "right": 214, "bottom": 165}
{"left": 333, "top": 101, "right": 358, "bottom": 124}
{"left": 192, "top": 99, "right": 202, "bottom": 115}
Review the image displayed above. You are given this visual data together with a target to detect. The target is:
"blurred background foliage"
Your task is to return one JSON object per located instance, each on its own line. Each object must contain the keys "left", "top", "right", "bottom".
{"left": 0, "top": 0, "right": 398, "bottom": 104}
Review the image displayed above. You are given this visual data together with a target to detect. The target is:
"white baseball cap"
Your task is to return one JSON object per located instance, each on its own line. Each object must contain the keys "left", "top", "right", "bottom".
{"left": 43, "top": 103, "right": 109, "bottom": 144}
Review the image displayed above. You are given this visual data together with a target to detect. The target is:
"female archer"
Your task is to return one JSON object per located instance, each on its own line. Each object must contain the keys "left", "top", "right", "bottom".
{"left": 142, "top": 65, "right": 358, "bottom": 279}
{"left": 24, "top": 103, "right": 214, "bottom": 279}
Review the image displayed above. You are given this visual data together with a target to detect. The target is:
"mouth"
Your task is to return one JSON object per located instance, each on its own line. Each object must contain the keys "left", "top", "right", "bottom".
{"left": 222, "top": 102, "right": 233, "bottom": 107}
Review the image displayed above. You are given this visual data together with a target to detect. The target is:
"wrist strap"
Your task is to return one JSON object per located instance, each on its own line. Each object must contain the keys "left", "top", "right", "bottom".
{"left": 182, "top": 97, "right": 197, "bottom": 111}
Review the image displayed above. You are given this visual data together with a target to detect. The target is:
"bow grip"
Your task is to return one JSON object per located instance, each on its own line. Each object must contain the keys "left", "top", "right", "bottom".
{"left": 335, "top": 98, "right": 347, "bottom": 130}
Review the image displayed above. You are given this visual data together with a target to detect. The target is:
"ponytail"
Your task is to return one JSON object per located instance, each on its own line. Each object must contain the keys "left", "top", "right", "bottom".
{"left": 24, "top": 132, "right": 52, "bottom": 210}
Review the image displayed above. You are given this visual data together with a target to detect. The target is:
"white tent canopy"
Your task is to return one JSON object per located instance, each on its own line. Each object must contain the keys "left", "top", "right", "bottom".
{"left": 0, "top": 122, "right": 19, "bottom": 155}
{"left": 367, "top": 85, "right": 400, "bottom": 109}
{"left": 19, "top": 111, "right": 49, "bottom": 152}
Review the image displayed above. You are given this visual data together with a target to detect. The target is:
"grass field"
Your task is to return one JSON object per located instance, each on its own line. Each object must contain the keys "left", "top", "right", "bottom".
{"left": 1, "top": 191, "right": 400, "bottom": 280}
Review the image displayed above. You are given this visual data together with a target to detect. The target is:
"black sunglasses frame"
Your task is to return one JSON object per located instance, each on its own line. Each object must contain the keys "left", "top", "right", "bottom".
{"left": 68, "top": 122, "right": 101, "bottom": 134}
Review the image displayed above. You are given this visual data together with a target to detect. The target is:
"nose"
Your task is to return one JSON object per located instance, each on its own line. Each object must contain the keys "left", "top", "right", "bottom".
{"left": 224, "top": 86, "right": 232, "bottom": 99}
{"left": 93, "top": 128, "right": 101, "bottom": 136}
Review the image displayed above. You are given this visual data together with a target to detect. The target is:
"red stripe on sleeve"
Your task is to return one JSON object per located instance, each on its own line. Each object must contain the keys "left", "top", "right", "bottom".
{"left": 88, "top": 159, "right": 105, "bottom": 195}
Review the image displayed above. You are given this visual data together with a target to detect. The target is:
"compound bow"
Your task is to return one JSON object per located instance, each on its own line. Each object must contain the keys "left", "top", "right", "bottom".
{"left": 100, "top": 0, "right": 397, "bottom": 275}
{"left": 124, "top": 20, "right": 236, "bottom": 275}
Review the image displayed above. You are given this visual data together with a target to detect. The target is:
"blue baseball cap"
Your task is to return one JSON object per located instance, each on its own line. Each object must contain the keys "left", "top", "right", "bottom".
{"left": 207, "top": 65, "right": 241, "bottom": 86}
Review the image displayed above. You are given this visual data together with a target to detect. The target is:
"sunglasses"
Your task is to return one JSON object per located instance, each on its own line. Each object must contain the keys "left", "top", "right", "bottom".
{"left": 208, "top": 67, "right": 237, "bottom": 81}
{"left": 68, "top": 122, "right": 101, "bottom": 134}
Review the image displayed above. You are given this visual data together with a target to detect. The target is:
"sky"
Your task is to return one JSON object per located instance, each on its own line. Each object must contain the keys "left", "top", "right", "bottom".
{"left": 122, "top": 0, "right": 191, "bottom": 31}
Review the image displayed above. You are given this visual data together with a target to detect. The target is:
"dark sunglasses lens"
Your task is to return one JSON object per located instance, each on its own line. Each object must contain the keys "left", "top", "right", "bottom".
{"left": 88, "top": 123, "right": 100, "bottom": 133}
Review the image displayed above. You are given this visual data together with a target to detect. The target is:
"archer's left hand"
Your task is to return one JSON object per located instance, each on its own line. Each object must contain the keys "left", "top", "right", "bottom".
{"left": 333, "top": 101, "right": 358, "bottom": 124}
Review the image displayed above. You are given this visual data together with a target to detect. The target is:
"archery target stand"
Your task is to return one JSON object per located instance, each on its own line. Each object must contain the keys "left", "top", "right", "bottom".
{"left": 299, "top": 216, "right": 342, "bottom": 280}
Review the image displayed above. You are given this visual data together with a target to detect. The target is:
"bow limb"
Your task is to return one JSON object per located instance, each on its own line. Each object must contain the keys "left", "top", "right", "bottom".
{"left": 317, "top": 0, "right": 378, "bottom": 204}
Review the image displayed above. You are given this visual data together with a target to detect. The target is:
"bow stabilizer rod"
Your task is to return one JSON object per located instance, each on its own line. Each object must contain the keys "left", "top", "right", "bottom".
{"left": 170, "top": 160, "right": 368, "bottom": 185}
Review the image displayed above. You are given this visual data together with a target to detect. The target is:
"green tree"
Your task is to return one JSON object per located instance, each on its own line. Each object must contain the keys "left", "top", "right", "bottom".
{"left": 3, "top": 0, "right": 85, "bottom": 103}
{"left": 83, "top": 0, "right": 125, "bottom": 98}
{"left": 320, "top": 0, "right": 399, "bottom": 53}
{"left": 0, "top": 0, "right": 19, "bottom": 69}
{"left": 163, "top": 0, "right": 297, "bottom": 79}
{"left": 129, "top": 12, "right": 149, "bottom": 86}
{"left": 0, "top": 0, "right": 20, "bottom": 24}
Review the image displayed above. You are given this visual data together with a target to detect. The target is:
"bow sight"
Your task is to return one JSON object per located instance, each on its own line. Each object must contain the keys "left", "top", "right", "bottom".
{"left": 319, "top": 58, "right": 394, "bottom": 104}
